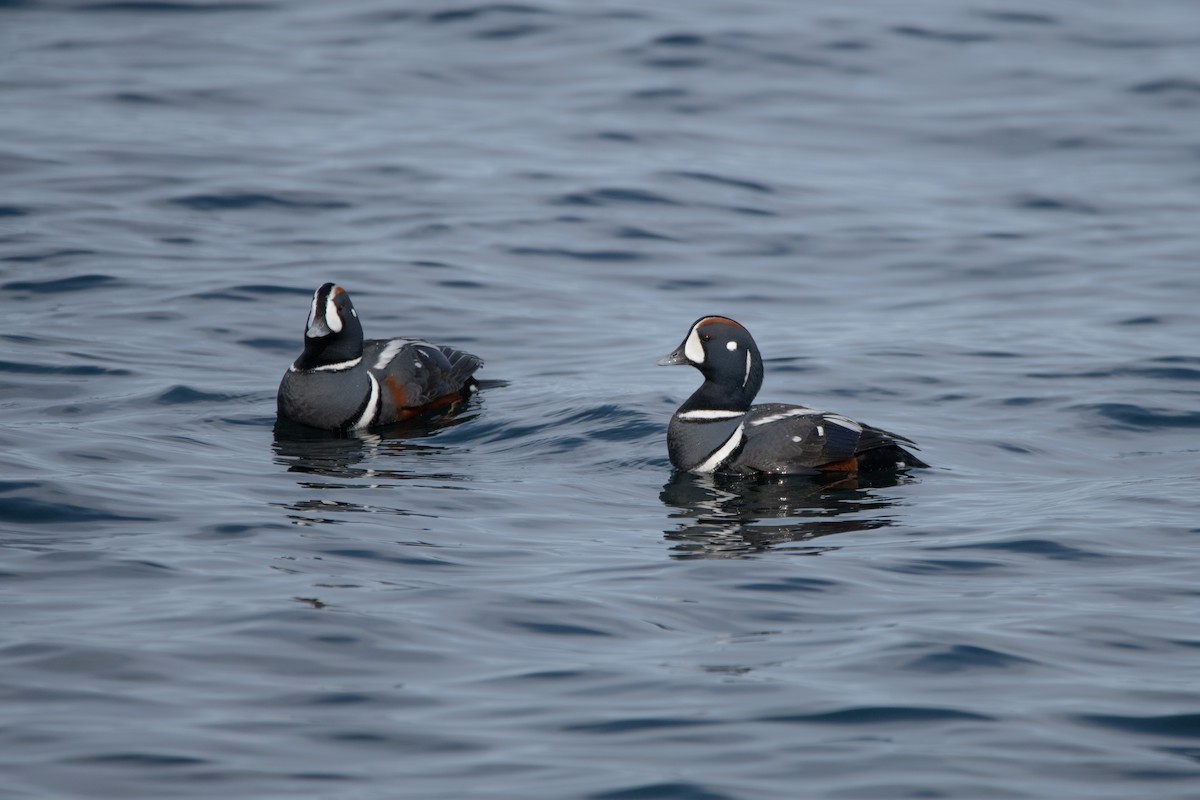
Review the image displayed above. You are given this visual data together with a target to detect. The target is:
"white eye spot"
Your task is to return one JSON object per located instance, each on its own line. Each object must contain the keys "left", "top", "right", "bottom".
{"left": 325, "top": 296, "right": 343, "bottom": 333}
{"left": 791, "top": 435, "right": 802, "bottom": 443}
{"left": 684, "top": 325, "right": 705, "bottom": 364}
{"left": 726, "top": 340, "right": 737, "bottom": 351}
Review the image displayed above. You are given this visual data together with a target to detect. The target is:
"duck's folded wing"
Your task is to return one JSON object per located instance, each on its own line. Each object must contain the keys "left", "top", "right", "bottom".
{"left": 738, "top": 404, "right": 864, "bottom": 473}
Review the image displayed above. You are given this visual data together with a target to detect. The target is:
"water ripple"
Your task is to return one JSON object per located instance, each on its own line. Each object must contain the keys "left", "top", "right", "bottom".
{"left": 169, "top": 193, "right": 351, "bottom": 211}
{"left": 762, "top": 706, "right": 993, "bottom": 725}
{"left": 1076, "top": 713, "right": 1200, "bottom": 739}
{"left": 1083, "top": 403, "right": 1200, "bottom": 431}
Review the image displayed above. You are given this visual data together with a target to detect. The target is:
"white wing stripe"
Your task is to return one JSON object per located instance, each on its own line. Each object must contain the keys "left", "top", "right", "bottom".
{"left": 374, "top": 338, "right": 412, "bottom": 370}
{"left": 824, "top": 414, "right": 863, "bottom": 433}
{"left": 749, "top": 408, "right": 815, "bottom": 426}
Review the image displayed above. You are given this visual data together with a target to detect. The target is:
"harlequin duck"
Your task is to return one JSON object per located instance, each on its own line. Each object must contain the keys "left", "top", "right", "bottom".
{"left": 659, "top": 316, "right": 927, "bottom": 475}
{"left": 277, "top": 283, "right": 483, "bottom": 431}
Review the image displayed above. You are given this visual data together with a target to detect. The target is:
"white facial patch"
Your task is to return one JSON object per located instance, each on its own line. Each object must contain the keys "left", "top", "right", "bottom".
{"left": 324, "top": 295, "right": 343, "bottom": 333}
{"left": 307, "top": 293, "right": 320, "bottom": 330}
{"left": 684, "top": 324, "right": 705, "bottom": 364}
{"left": 726, "top": 340, "right": 737, "bottom": 351}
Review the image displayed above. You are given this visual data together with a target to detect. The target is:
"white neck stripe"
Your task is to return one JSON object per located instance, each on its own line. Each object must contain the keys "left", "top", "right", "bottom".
{"left": 291, "top": 356, "right": 362, "bottom": 373}
{"left": 677, "top": 409, "right": 745, "bottom": 421}
{"left": 348, "top": 373, "right": 381, "bottom": 430}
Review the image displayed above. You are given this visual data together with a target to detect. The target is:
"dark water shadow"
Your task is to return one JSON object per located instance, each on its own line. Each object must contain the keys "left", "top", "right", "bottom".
{"left": 659, "top": 471, "right": 913, "bottom": 559}
{"left": 271, "top": 413, "right": 477, "bottom": 483}
{"left": 270, "top": 414, "right": 482, "bottom": 527}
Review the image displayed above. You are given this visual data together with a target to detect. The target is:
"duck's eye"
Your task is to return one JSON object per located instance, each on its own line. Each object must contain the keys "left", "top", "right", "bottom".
{"left": 700, "top": 333, "right": 711, "bottom": 342}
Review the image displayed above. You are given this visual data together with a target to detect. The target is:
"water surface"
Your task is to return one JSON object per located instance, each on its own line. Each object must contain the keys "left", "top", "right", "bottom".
{"left": 2, "top": 1, "right": 1199, "bottom": 798}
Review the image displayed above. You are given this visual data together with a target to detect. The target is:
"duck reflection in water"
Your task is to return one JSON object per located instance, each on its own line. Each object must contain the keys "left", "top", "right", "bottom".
{"left": 272, "top": 413, "right": 475, "bottom": 480}
{"left": 659, "top": 470, "right": 913, "bottom": 558}
{"left": 272, "top": 413, "right": 477, "bottom": 524}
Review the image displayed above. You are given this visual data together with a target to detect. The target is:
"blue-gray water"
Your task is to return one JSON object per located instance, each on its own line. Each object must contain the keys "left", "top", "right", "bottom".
{"left": 3, "top": 1, "right": 1199, "bottom": 798}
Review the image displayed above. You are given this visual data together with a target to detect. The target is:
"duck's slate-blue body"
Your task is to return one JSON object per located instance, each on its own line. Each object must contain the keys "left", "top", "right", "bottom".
{"left": 277, "top": 283, "right": 482, "bottom": 432}
{"left": 660, "top": 316, "right": 927, "bottom": 475}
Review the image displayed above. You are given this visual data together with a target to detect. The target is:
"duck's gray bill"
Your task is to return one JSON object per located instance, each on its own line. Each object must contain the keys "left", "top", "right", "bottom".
{"left": 656, "top": 346, "right": 688, "bottom": 367}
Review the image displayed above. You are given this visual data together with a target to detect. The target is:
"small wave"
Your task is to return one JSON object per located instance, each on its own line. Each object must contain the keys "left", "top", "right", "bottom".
{"left": 762, "top": 706, "right": 993, "bottom": 725}
{"left": 734, "top": 576, "right": 838, "bottom": 593}
{"left": 891, "top": 26, "right": 993, "bottom": 44}
{"left": 0, "top": 359, "right": 131, "bottom": 376}
{"left": 510, "top": 620, "right": 612, "bottom": 637}
{"left": 590, "top": 781, "right": 736, "bottom": 800}
{"left": 155, "top": 385, "right": 238, "bottom": 405}
{"left": 653, "top": 33, "right": 706, "bottom": 48}
{"left": 614, "top": 226, "right": 677, "bottom": 241}
{"left": 509, "top": 246, "right": 645, "bottom": 262}
{"left": 1083, "top": 403, "right": 1200, "bottom": 431}
{"left": 111, "top": 91, "right": 169, "bottom": 104}
{"left": 0, "top": 481, "right": 154, "bottom": 525}
{"left": 665, "top": 171, "right": 774, "bottom": 194}
{"left": 1129, "top": 78, "right": 1200, "bottom": 95}
{"left": 70, "top": 752, "right": 208, "bottom": 766}
{"left": 901, "top": 644, "right": 1038, "bottom": 674}
{"left": 929, "top": 537, "right": 1106, "bottom": 561}
{"left": 1076, "top": 713, "right": 1200, "bottom": 739}
{"left": 553, "top": 187, "right": 683, "bottom": 207}
{"left": 170, "top": 193, "right": 351, "bottom": 211}
{"left": 887, "top": 558, "right": 1005, "bottom": 575}
{"left": 229, "top": 283, "right": 313, "bottom": 296}
{"left": 976, "top": 11, "right": 1059, "bottom": 26}
{"left": 1014, "top": 194, "right": 1099, "bottom": 214}
{"left": 1, "top": 273, "right": 120, "bottom": 294}
{"left": 427, "top": 4, "right": 546, "bottom": 24}
{"left": 473, "top": 23, "right": 548, "bottom": 40}
{"left": 565, "top": 717, "right": 716, "bottom": 734}
{"left": 3, "top": 249, "right": 98, "bottom": 264}
{"left": 82, "top": 1, "right": 269, "bottom": 13}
